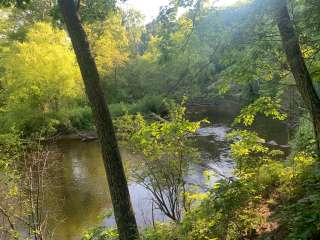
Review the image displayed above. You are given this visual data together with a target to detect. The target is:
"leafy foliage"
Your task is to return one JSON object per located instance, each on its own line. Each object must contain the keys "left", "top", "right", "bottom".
{"left": 2, "top": 0, "right": 320, "bottom": 239}
{"left": 234, "top": 97, "right": 287, "bottom": 127}
{"left": 86, "top": 13, "right": 129, "bottom": 76}
{"left": 116, "top": 100, "right": 205, "bottom": 221}
{"left": 0, "top": 22, "right": 82, "bottom": 135}
{"left": 82, "top": 227, "right": 118, "bottom": 240}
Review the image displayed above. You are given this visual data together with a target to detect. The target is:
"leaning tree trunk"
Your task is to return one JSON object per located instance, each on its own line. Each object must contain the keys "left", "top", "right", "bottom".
{"left": 276, "top": 0, "right": 320, "bottom": 152}
{"left": 58, "top": 1, "right": 139, "bottom": 239}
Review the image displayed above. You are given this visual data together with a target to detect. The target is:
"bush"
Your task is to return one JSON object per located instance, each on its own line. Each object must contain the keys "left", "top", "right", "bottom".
{"left": 82, "top": 227, "right": 118, "bottom": 240}
{"left": 258, "top": 161, "right": 285, "bottom": 188}
{"left": 110, "top": 96, "right": 172, "bottom": 117}
{"left": 109, "top": 102, "right": 129, "bottom": 117}
{"left": 129, "top": 95, "right": 169, "bottom": 115}
{"left": 116, "top": 100, "right": 203, "bottom": 222}
{"left": 291, "top": 115, "right": 316, "bottom": 153}
{"left": 142, "top": 223, "right": 179, "bottom": 240}
{"left": 68, "top": 106, "right": 94, "bottom": 131}
{"left": 275, "top": 153, "right": 320, "bottom": 240}
{"left": 0, "top": 107, "right": 61, "bottom": 137}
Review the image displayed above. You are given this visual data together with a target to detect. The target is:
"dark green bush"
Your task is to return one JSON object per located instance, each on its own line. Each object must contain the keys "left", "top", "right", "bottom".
{"left": 291, "top": 115, "right": 316, "bottom": 154}
{"left": 68, "top": 106, "right": 94, "bottom": 131}
{"left": 110, "top": 95, "right": 171, "bottom": 117}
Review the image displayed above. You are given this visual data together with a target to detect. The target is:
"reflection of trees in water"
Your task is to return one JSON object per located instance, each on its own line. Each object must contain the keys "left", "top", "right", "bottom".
{"left": 47, "top": 140, "right": 112, "bottom": 239}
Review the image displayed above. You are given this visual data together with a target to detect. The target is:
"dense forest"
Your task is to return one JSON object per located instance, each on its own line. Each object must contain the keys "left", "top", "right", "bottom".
{"left": 0, "top": 0, "right": 320, "bottom": 239}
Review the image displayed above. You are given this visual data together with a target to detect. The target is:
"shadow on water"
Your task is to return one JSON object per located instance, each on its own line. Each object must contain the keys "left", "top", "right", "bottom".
{"left": 47, "top": 99, "right": 288, "bottom": 240}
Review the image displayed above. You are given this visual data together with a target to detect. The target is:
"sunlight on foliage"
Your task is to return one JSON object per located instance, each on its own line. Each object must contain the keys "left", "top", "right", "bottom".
{"left": 234, "top": 97, "right": 287, "bottom": 126}
{"left": 86, "top": 14, "right": 129, "bottom": 76}
{"left": 0, "top": 22, "right": 82, "bottom": 135}
{"left": 116, "top": 99, "right": 206, "bottom": 222}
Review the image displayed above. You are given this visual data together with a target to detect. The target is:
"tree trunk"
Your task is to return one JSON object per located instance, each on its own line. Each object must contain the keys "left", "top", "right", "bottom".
{"left": 58, "top": 1, "right": 139, "bottom": 239}
{"left": 275, "top": 0, "right": 320, "bottom": 152}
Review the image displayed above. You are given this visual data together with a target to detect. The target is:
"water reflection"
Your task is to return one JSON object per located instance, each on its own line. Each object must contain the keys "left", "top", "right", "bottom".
{"left": 47, "top": 101, "right": 288, "bottom": 239}
{"left": 48, "top": 141, "right": 112, "bottom": 239}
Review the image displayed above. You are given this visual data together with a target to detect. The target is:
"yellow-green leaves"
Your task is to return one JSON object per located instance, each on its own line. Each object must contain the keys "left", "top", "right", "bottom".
{"left": 115, "top": 100, "right": 204, "bottom": 221}
{"left": 86, "top": 14, "right": 129, "bottom": 76}
{"left": 228, "top": 130, "right": 271, "bottom": 173}
{"left": 0, "top": 22, "right": 83, "bottom": 134}
{"left": 117, "top": 99, "right": 204, "bottom": 161}
{"left": 234, "top": 97, "right": 287, "bottom": 127}
{"left": 2, "top": 22, "right": 82, "bottom": 107}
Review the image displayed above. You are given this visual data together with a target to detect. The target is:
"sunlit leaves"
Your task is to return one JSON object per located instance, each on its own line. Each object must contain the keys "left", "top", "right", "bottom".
{"left": 2, "top": 22, "right": 81, "bottom": 101}
{"left": 82, "top": 226, "right": 118, "bottom": 240}
{"left": 234, "top": 96, "right": 286, "bottom": 126}
{"left": 0, "top": 22, "right": 82, "bottom": 134}
{"left": 119, "top": 107, "right": 202, "bottom": 160}
{"left": 227, "top": 130, "right": 269, "bottom": 171}
{"left": 115, "top": 100, "right": 204, "bottom": 221}
{"left": 0, "top": 0, "right": 30, "bottom": 8}
{"left": 86, "top": 14, "right": 129, "bottom": 76}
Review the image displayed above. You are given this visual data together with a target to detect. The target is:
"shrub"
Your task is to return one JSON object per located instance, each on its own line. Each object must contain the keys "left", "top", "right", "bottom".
{"left": 275, "top": 153, "right": 320, "bottom": 240}
{"left": 109, "top": 96, "right": 172, "bottom": 117}
{"left": 129, "top": 95, "right": 169, "bottom": 115}
{"left": 82, "top": 227, "right": 118, "bottom": 240}
{"left": 68, "top": 106, "right": 94, "bottom": 131}
{"left": 142, "top": 223, "right": 179, "bottom": 240}
{"left": 291, "top": 114, "right": 316, "bottom": 153}
{"left": 116, "top": 100, "right": 203, "bottom": 222}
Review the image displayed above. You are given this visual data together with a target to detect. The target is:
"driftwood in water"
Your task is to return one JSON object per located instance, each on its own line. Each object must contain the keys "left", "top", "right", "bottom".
{"left": 75, "top": 131, "right": 98, "bottom": 142}
{"left": 149, "top": 112, "right": 168, "bottom": 122}
{"left": 43, "top": 131, "right": 98, "bottom": 143}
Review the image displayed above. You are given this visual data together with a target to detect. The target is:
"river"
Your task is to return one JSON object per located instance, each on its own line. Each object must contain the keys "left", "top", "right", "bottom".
{"left": 46, "top": 100, "right": 288, "bottom": 240}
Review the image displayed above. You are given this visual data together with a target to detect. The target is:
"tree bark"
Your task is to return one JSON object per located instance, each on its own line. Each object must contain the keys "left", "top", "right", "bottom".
{"left": 58, "top": 1, "right": 139, "bottom": 239}
{"left": 275, "top": 0, "right": 320, "bottom": 152}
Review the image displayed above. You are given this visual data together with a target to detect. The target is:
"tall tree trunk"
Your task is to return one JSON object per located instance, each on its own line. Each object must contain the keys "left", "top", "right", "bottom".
{"left": 275, "top": 0, "right": 320, "bottom": 152}
{"left": 58, "top": 1, "right": 139, "bottom": 239}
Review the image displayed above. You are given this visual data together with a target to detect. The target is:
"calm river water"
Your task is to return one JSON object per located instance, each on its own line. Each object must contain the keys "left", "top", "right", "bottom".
{"left": 47, "top": 100, "right": 288, "bottom": 240}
